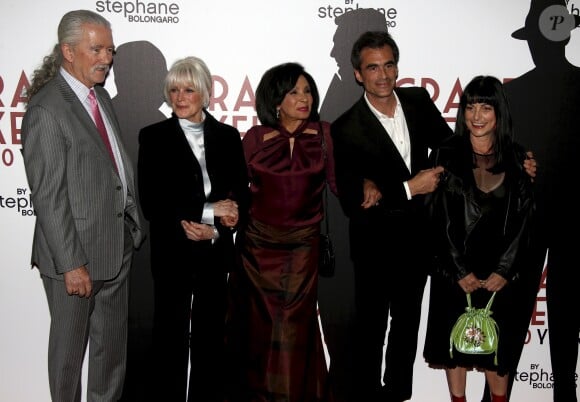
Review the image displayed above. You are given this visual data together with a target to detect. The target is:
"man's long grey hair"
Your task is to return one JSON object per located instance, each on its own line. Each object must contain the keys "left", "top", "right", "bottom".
{"left": 26, "top": 10, "right": 111, "bottom": 103}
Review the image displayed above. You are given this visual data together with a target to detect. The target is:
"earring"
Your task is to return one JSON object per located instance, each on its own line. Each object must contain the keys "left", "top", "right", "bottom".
{"left": 276, "top": 109, "right": 280, "bottom": 119}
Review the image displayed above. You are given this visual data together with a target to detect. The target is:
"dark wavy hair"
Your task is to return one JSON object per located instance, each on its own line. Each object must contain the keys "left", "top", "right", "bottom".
{"left": 455, "top": 75, "right": 514, "bottom": 173}
{"left": 351, "top": 30, "right": 400, "bottom": 70}
{"left": 255, "top": 62, "right": 320, "bottom": 127}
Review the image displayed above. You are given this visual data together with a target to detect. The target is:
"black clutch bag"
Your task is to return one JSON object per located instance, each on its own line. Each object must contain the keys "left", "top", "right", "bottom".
{"left": 319, "top": 225, "right": 335, "bottom": 277}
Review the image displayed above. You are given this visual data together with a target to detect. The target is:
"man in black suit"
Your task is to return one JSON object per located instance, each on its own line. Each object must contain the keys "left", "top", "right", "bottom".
{"left": 331, "top": 30, "right": 452, "bottom": 402}
{"left": 318, "top": 9, "right": 390, "bottom": 402}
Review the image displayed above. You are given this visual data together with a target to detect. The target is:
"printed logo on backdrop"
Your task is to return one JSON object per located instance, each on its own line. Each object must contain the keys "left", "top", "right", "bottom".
{"left": 516, "top": 361, "right": 556, "bottom": 391}
{"left": 0, "top": 72, "right": 27, "bottom": 169}
{"left": 317, "top": 0, "right": 398, "bottom": 29}
{"left": 0, "top": 188, "right": 34, "bottom": 217}
{"left": 514, "top": 266, "right": 554, "bottom": 391}
{"left": 0, "top": 70, "right": 40, "bottom": 218}
{"left": 95, "top": 0, "right": 181, "bottom": 23}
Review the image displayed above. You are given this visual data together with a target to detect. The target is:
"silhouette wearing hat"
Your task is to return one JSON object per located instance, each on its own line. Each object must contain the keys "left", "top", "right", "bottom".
{"left": 496, "top": 1, "right": 580, "bottom": 401}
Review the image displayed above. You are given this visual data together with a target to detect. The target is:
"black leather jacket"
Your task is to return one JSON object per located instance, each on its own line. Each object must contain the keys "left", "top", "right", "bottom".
{"left": 426, "top": 135, "right": 535, "bottom": 283}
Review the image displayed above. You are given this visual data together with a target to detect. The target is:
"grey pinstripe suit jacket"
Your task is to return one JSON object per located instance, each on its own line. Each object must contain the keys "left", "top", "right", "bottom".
{"left": 21, "top": 73, "right": 143, "bottom": 280}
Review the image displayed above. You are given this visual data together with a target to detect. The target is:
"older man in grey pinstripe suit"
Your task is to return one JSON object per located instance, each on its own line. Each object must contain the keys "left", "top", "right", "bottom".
{"left": 21, "top": 10, "right": 143, "bottom": 402}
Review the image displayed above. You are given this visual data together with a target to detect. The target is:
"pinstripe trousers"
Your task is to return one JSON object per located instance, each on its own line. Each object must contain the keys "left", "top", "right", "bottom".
{"left": 41, "top": 222, "right": 134, "bottom": 402}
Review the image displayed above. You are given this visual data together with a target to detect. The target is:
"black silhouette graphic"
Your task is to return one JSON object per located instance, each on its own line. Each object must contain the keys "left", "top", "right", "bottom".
{"left": 499, "top": 1, "right": 580, "bottom": 401}
{"left": 110, "top": 40, "right": 168, "bottom": 402}
{"left": 318, "top": 9, "right": 389, "bottom": 402}
{"left": 112, "top": 40, "right": 168, "bottom": 167}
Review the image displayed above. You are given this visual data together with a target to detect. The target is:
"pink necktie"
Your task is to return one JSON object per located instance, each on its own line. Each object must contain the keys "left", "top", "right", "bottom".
{"left": 88, "top": 89, "right": 118, "bottom": 171}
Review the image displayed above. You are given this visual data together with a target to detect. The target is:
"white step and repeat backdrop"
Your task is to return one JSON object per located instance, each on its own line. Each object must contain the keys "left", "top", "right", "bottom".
{"left": 1, "top": 0, "right": 578, "bottom": 400}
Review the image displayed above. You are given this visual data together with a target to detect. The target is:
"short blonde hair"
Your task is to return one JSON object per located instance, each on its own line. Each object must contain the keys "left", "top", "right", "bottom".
{"left": 163, "top": 56, "right": 212, "bottom": 108}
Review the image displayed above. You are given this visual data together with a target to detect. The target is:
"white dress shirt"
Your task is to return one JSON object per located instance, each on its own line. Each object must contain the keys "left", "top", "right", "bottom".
{"left": 364, "top": 92, "right": 413, "bottom": 199}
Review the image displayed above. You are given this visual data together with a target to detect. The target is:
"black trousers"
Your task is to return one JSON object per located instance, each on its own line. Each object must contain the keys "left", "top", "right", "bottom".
{"left": 350, "top": 218, "right": 428, "bottom": 402}
{"left": 150, "top": 264, "right": 228, "bottom": 402}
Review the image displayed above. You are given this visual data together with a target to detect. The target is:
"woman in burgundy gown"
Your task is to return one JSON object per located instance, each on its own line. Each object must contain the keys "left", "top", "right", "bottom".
{"left": 226, "top": 62, "right": 336, "bottom": 402}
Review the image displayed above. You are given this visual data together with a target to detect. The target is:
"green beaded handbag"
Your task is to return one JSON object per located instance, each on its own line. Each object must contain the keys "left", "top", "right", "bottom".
{"left": 449, "top": 291, "right": 499, "bottom": 365}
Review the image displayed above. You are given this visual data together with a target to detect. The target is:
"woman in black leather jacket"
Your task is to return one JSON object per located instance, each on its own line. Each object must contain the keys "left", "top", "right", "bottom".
{"left": 422, "top": 76, "right": 535, "bottom": 402}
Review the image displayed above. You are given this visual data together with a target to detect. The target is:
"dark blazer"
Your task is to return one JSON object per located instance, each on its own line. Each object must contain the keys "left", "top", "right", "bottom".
{"left": 331, "top": 87, "right": 453, "bottom": 258}
{"left": 22, "top": 74, "right": 143, "bottom": 280}
{"left": 138, "top": 111, "right": 249, "bottom": 274}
